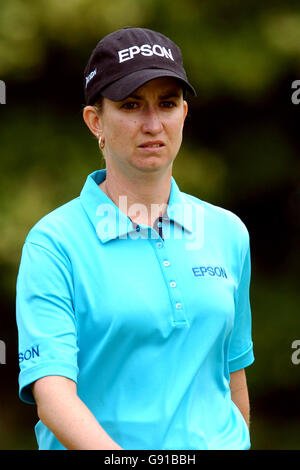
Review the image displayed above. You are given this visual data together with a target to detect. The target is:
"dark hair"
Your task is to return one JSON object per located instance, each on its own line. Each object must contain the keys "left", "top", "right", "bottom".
{"left": 93, "top": 95, "right": 104, "bottom": 114}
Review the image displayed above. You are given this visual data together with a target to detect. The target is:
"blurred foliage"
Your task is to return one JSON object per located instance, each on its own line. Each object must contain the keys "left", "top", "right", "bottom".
{"left": 0, "top": 0, "right": 299, "bottom": 450}
{"left": 1, "top": 0, "right": 300, "bottom": 95}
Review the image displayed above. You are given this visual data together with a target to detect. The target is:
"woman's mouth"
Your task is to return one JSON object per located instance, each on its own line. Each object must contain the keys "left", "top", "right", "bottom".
{"left": 138, "top": 141, "right": 165, "bottom": 150}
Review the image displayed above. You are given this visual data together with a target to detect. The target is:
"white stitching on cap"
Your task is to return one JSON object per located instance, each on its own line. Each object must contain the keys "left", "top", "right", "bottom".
{"left": 85, "top": 68, "right": 97, "bottom": 87}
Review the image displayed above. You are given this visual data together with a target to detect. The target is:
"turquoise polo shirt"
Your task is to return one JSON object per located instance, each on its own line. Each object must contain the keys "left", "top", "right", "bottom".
{"left": 16, "top": 169, "right": 254, "bottom": 450}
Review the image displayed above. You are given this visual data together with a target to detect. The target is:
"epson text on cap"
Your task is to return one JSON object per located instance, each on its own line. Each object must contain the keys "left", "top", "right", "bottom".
{"left": 118, "top": 44, "right": 174, "bottom": 63}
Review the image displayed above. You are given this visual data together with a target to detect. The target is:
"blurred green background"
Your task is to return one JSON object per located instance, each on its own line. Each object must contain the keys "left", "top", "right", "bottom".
{"left": 0, "top": 0, "right": 299, "bottom": 450}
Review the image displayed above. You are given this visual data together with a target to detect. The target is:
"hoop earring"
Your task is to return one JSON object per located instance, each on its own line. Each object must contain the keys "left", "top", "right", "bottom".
{"left": 98, "top": 136, "right": 105, "bottom": 150}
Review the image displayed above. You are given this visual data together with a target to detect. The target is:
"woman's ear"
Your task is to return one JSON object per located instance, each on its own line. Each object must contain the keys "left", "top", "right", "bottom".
{"left": 82, "top": 106, "right": 102, "bottom": 138}
{"left": 183, "top": 100, "right": 188, "bottom": 122}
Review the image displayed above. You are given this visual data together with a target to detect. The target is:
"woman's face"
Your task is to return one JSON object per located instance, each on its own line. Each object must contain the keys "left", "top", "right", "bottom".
{"left": 98, "top": 77, "right": 188, "bottom": 178}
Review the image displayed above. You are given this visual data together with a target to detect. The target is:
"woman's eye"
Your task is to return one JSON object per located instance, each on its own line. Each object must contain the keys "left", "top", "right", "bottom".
{"left": 160, "top": 101, "right": 176, "bottom": 108}
{"left": 121, "top": 101, "right": 139, "bottom": 110}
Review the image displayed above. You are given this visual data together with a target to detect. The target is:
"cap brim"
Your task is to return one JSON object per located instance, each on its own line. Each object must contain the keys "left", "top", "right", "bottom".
{"left": 100, "top": 68, "right": 196, "bottom": 101}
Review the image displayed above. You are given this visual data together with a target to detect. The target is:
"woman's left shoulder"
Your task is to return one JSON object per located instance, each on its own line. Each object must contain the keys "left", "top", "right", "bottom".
{"left": 182, "top": 192, "right": 250, "bottom": 247}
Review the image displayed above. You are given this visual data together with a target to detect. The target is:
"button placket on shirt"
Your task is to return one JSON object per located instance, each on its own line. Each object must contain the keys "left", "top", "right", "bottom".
{"left": 151, "top": 234, "right": 187, "bottom": 327}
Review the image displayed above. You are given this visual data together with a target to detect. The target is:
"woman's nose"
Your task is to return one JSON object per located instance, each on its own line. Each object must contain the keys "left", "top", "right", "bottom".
{"left": 141, "top": 107, "right": 163, "bottom": 134}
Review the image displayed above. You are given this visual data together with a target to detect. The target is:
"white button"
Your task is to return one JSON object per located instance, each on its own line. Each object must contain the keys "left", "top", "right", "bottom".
{"left": 156, "top": 242, "right": 162, "bottom": 248}
{"left": 175, "top": 303, "right": 182, "bottom": 309}
{"left": 170, "top": 281, "right": 176, "bottom": 288}
{"left": 157, "top": 221, "right": 162, "bottom": 228}
{"left": 163, "top": 260, "right": 170, "bottom": 267}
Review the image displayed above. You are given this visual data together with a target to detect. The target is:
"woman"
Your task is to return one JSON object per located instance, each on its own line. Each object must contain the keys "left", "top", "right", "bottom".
{"left": 16, "top": 27, "right": 254, "bottom": 450}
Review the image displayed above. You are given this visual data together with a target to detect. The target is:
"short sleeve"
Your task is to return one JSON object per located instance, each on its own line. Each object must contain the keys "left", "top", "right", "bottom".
{"left": 16, "top": 241, "right": 79, "bottom": 404}
{"left": 228, "top": 242, "right": 254, "bottom": 372}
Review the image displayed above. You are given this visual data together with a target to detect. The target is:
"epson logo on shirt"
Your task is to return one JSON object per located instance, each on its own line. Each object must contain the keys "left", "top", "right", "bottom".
{"left": 19, "top": 345, "right": 40, "bottom": 363}
{"left": 192, "top": 266, "right": 228, "bottom": 279}
{"left": 118, "top": 44, "right": 174, "bottom": 63}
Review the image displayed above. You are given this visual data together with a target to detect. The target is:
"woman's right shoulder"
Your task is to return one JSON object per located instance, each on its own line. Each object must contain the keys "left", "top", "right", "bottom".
{"left": 24, "top": 196, "right": 83, "bottom": 253}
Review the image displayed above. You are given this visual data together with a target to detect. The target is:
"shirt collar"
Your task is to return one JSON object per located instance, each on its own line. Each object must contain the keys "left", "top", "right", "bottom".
{"left": 80, "top": 169, "right": 196, "bottom": 243}
{"left": 166, "top": 177, "right": 195, "bottom": 234}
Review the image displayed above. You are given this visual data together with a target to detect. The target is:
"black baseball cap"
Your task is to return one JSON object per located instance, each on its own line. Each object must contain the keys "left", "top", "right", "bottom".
{"left": 84, "top": 27, "right": 196, "bottom": 104}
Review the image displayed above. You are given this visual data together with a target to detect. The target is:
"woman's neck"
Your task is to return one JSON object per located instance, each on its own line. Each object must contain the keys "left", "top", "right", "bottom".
{"left": 99, "top": 168, "right": 172, "bottom": 227}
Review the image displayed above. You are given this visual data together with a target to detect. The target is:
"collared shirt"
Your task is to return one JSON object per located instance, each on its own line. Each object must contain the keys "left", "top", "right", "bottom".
{"left": 16, "top": 169, "right": 254, "bottom": 450}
